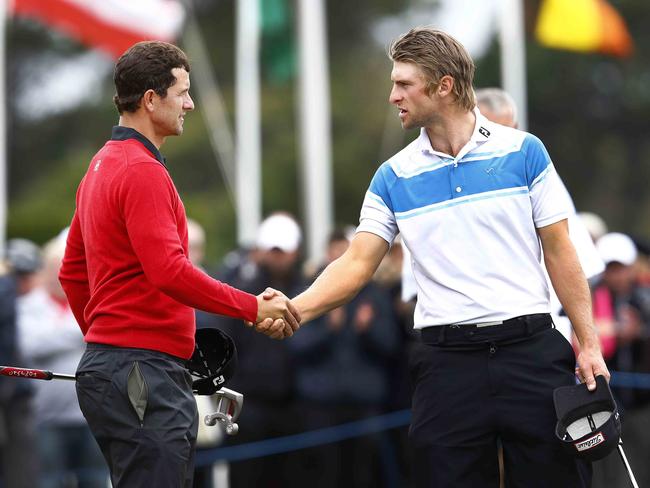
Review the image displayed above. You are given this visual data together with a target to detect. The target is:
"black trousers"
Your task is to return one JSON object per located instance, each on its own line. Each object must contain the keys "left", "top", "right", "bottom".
{"left": 410, "top": 314, "right": 592, "bottom": 488}
{"left": 76, "top": 344, "right": 198, "bottom": 488}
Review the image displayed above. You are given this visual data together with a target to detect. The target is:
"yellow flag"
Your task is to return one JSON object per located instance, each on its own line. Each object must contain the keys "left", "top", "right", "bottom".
{"left": 535, "top": 0, "right": 633, "bottom": 57}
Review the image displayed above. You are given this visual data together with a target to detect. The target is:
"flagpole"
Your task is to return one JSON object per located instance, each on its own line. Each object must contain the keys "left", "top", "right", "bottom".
{"left": 297, "top": 0, "right": 332, "bottom": 266}
{"left": 235, "top": 0, "right": 261, "bottom": 247}
{"left": 498, "top": 0, "right": 528, "bottom": 131}
{"left": 182, "top": 13, "right": 236, "bottom": 207}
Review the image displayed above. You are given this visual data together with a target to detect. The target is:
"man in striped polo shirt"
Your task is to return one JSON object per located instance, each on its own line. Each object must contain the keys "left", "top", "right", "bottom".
{"left": 289, "top": 28, "right": 608, "bottom": 487}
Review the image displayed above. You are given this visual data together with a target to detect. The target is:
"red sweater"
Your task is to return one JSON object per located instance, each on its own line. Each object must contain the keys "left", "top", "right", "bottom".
{"left": 59, "top": 127, "right": 257, "bottom": 359}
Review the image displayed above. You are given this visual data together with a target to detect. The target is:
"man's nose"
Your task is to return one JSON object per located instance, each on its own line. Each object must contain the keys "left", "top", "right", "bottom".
{"left": 389, "top": 86, "right": 400, "bottom": 104}
{"left": 184, "top": 94, "right": 195, "bottom": 111}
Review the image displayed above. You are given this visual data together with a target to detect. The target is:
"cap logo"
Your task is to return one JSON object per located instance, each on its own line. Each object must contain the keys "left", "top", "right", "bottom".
{"left": 575, "top": 432, "right": 605, "bottom": 452}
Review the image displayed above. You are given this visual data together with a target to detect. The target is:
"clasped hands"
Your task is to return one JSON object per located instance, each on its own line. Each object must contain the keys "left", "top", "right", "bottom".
{"left": 247, "top": 288, "right": 301, "bottom": 339}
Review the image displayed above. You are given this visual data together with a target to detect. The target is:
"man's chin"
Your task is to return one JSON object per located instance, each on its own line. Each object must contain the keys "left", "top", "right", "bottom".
{"left": 401, "top": 120, "right": 416, "bottom": 130}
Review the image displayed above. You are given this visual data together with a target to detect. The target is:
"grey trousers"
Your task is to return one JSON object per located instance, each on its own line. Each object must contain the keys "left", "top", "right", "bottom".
{"left": 76, "top": 343, "right": 198, "bottom": 488}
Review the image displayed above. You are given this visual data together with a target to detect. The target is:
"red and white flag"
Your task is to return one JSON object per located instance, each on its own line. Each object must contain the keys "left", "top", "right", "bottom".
{"left": 10, "top": 0, "right": 185, "bottom": 59}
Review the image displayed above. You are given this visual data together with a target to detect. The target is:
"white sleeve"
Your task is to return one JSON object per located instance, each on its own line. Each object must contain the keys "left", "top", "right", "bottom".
{"left": 357, "top": 190, "right": 398, "bottom": 244}
{"left": 530, "top": 165, "right": 571, "bottom": 228}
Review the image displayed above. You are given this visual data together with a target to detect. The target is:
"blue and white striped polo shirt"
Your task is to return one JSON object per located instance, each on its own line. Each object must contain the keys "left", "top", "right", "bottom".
{"left": 357, "top": 109, "right": 570, "bottom": 328}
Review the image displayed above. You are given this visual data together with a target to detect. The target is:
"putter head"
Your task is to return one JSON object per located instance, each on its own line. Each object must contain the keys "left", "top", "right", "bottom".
{"left": 204, "top": 387, "right": 244, "bottom": 435}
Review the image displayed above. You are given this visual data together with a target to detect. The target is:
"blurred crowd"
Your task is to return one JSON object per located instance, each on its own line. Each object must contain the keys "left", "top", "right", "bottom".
{"left": 0, "top": 233, "right": 108, "bottom": 488}
{"left": 194, "top": 210, "right": 650, "bottom": 488}
{"left": 0, "top": 209, "right": 649, "bottom": 488}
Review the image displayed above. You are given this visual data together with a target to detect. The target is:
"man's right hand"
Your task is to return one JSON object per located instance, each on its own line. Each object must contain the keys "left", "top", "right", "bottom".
{"left": 252, "top": 288, "right": 301, "bottom": 339}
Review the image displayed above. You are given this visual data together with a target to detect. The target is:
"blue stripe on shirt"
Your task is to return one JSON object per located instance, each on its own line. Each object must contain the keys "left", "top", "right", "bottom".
{"left": 521, "top": 134, "right": 552, "bottom": 187}
{"left": 367, "top": 133, "right": 552, "bottom": 215}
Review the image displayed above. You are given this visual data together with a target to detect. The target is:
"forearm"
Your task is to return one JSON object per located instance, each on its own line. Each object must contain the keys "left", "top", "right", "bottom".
{"left": 540, "top": 220, "right": 609, "bottom": 386}
{"left": 545, "top": 244, "right": 599, "bottom": 350}
{"left": 154, "top": 260, "right": 258, "bottom": 323}
{"left": 294, "top": 256, "right": 373, "bottom": 323}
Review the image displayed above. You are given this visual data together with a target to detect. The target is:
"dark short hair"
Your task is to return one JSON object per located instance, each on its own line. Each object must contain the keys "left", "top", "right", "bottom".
{"left": 113, "top": 41, "right": 190, "bottom": 114}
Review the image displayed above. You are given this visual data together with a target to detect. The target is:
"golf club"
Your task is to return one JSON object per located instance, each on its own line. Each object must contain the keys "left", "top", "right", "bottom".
{"left": 0, "top": 365, "right": 243, "bottom": 435}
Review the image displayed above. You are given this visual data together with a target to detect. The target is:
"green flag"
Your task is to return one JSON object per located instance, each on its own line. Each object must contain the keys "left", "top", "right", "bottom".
{"left": 260, "top": 0, "right": 295, "bottom": 83}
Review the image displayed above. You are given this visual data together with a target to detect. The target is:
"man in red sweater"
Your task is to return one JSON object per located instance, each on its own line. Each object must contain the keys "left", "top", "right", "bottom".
{"left": 59, "top": 41, "right": 299, "bottom": 488}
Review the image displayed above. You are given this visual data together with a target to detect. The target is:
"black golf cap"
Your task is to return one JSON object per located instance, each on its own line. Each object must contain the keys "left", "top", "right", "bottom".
{"left": 554, "top": 375, "right": 620, "bottom": 461}
{"left": 186, "top": 328, "right": 238, "bottom": 395}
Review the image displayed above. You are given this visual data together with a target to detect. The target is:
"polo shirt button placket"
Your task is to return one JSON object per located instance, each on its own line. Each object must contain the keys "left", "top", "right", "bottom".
{"left": 450, "top": 157, "right": 462, "bottom": 197}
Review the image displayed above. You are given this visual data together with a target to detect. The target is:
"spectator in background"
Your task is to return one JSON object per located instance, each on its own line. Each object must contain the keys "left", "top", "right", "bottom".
{"left": 0, "top": 243, "right": 39, "bottom": 488}
{"left": 579, "top": 212, "right": 609, "bottom": 243}
{"left": 6, "top": 238, "right": 43, "bottom": 296}
{"left": 591, "top": 232, "right": 650, "bottom": 488}
{"left": 213, "top": 213, "right": 306, "bottom": 488}
{"left": 631, "top": 236, "right": 650, "bottom": 286}
{"left": 187, "top": 218, "right": 207, "bottom": 270}
{"left": 17, "top": 236, "right": 108, "bottom": 488}
{"left": 474, "top": 87, "right": 518, "bottom": 127}
{"left": 593, "top": 233, "right": 649, "bottom": 403}
{"left": 290, "top": 228, "right": 399, "bottom": 488}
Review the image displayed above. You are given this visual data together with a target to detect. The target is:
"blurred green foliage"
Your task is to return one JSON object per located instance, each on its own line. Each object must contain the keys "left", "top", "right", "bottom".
{"left": 6, "top": 0, "right": 650, "bottom": 264}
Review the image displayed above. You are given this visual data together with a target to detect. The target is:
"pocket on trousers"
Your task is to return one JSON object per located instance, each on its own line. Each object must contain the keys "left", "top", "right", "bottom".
{"left": 549, "top": 327, "right": 577, "bottom": 363}
{"left": 127, "top": 361, "right": 149, "bottom": 426}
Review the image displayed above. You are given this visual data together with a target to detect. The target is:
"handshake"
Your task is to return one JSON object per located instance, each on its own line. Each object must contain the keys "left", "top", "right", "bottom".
{"left": 247, "top": 288, "right": 301, "bottom": 339}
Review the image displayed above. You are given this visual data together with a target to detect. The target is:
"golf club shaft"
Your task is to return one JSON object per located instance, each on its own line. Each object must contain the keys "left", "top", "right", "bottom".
{"left": 617, "top": 442, "right": 639, "bottom": 488}
{"left": 0, "top": 366, "right": 76, "bottom": 381}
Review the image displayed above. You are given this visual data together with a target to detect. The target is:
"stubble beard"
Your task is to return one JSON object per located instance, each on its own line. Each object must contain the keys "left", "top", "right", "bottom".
{"left": 401, "top": 113, "right": 424, "bottom": 131}
{"left": 173, "top": 118, "right": 184, "bottom": 136}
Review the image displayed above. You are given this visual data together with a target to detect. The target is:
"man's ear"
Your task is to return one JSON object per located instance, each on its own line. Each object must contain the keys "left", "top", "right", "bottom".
{"left": 142, "top": 89, "right": 156, "bottom": 113}
{"left": 437, "top": 75, "right": 454, "bottom": 98}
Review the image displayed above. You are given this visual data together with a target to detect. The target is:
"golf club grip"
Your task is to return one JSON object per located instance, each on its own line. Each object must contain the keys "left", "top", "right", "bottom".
{"left": 0, "top": 366, "right": 53, "bottom": 380}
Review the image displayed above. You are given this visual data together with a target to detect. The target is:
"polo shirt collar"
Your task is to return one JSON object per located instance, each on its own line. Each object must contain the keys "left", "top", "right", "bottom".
{"left": 416, "top": 106, "right": 493, "bottom": 159}
{"left": 111, "top": 126, "right": 167, "bottom": 166}
{"left": 471, "top": 107, "right": 493, "bottom": 143}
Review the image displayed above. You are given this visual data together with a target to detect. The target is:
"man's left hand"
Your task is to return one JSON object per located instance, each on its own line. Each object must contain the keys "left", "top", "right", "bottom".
{"left": 575, "top": 345, "right": 610, "bottom": 391}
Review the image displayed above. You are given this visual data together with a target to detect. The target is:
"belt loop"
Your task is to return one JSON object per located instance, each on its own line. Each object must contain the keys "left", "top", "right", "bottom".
{"left": 438, "top": 325, "right": 447, "bottom": 345}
